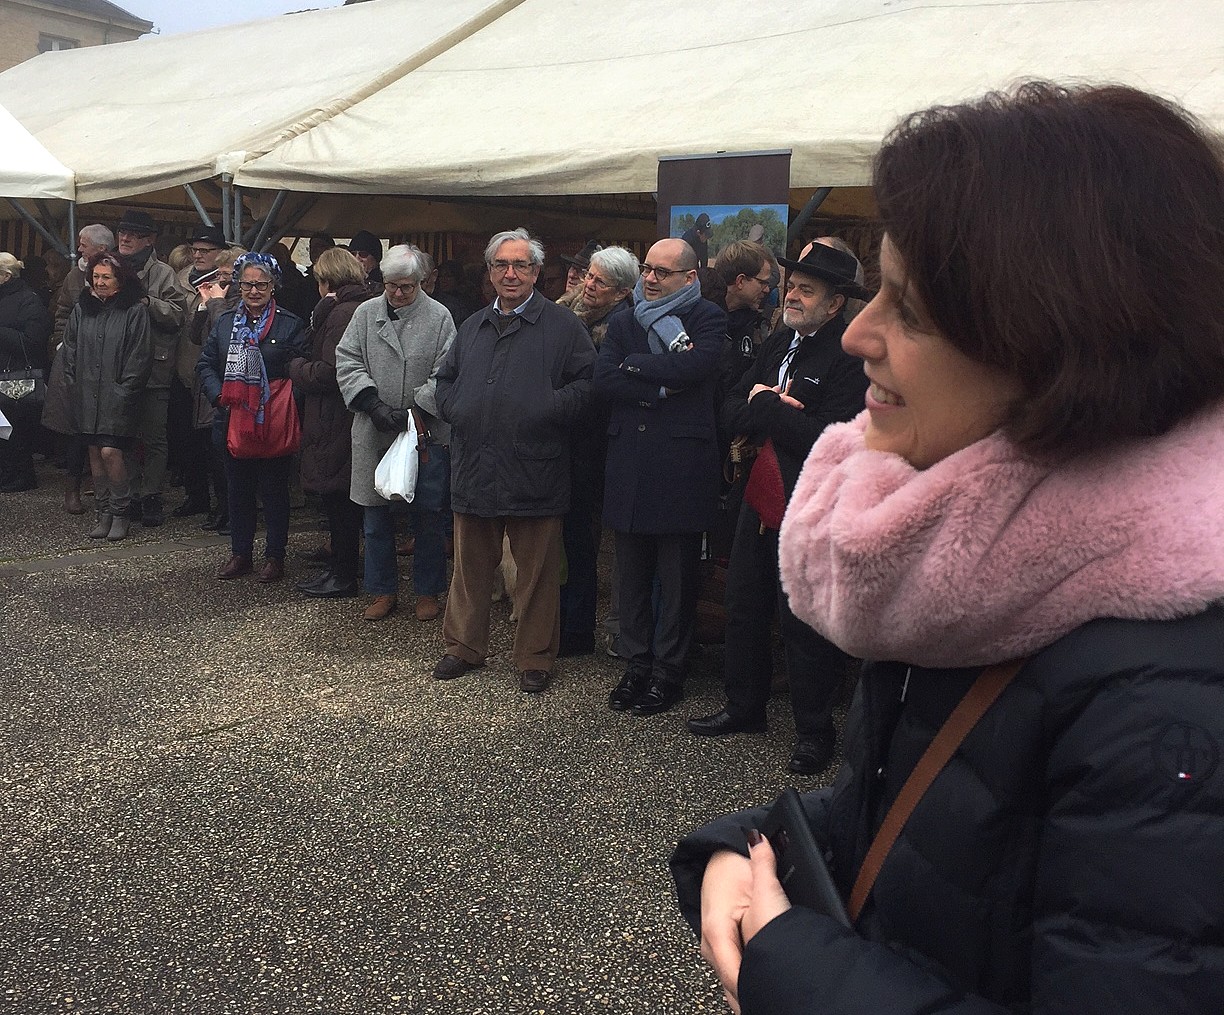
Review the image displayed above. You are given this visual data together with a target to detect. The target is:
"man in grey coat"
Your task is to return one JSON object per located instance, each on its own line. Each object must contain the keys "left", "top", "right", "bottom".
{"left": 432, "top": 228, "right": 596, "bottom": 694}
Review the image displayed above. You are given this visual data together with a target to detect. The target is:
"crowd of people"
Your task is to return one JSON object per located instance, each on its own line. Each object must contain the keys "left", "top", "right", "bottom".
{"left": 1, "top": 207, "right": 867, "bottom": 775}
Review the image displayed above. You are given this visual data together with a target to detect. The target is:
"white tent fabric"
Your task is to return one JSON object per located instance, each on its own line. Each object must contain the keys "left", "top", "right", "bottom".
{"left": 0, "top": 102, "right": 73, "bottom": 201}
{"left": 236, "top": 0, "right": 1224, "bottom": 195}
{"left": 0, "top": 0, "right": 519, "bottom": 204}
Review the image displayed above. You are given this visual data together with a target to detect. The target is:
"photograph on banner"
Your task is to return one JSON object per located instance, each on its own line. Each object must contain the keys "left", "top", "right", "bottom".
{"left": 670, "top": 204, "right": 788, "bottom": 263}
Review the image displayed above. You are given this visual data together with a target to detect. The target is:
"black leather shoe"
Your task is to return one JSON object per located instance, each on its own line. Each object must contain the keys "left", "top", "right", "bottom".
{"left": 296, "top": 570, "right": 359, "bottom": 598}
{"left": 519, "top": 669, "right": 551, "bottom": 693}
{"left": 788, "top": 731, "right": 837, "bottom": 776}
{"left": 631, "top": 680, "right": 683, "bottom": 717}
{"left": 172, "top": 498, "right": 210, "bottom": 518}
{"left": 141, "top": 495, "right": 165, "bottom": 527}
{"left": 608, "top": 670, "right": 650, "bottom": 711}
{"left": 687, "top": 708, "right": 767, "bottom": 737}
{"left": 432, "top": 654, "right": 482, "bottom": 681}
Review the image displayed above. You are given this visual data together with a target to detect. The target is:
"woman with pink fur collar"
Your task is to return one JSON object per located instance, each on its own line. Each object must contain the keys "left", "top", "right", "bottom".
{"left": 671, "top": 82, "right": 1224, "bottom": 1014}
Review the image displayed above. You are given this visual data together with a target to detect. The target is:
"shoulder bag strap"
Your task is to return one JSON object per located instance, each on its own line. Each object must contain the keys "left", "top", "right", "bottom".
{"left": 847, "top": 658, "right": 1028, "bottom": 924}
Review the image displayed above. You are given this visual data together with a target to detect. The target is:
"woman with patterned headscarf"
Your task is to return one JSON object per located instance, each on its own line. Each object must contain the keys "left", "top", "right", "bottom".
{"left": 196, "top": 251, "right": 307, "bottom": 583}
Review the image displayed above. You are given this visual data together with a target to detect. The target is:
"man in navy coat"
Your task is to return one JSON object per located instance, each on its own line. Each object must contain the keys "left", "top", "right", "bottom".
{"left": 594, "top": 238, "right": 727, "bottom": 716}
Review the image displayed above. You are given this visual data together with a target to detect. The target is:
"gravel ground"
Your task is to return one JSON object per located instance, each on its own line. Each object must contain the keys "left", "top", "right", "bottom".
{"left": 0, "top": 465, "right": 841, "bottom": 1014}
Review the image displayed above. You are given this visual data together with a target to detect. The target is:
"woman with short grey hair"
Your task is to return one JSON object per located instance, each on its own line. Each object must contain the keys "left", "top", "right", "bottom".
{"left": 554, "top": 244, "right": 639, "bottom": 657}
{"left": 336, "top": 244, "right": 457, "bottom": 623}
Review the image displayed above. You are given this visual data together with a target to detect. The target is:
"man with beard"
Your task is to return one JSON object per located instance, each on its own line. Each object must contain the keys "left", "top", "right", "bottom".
{"left": 115, "top": 210, "right": 189, "bottom": 527}
{"left": 686, "top": 239, "right": 871, "bottom": 776}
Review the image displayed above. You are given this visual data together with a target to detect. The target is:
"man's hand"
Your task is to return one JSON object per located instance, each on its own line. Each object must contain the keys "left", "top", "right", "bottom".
{"left": 748, "top": 383, "right": 780, "bottom": 402}
{"left": 700, "top": 850, "right": 754, "bottom": 1014}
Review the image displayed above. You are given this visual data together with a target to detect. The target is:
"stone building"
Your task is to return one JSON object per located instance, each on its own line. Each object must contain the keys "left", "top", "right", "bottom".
{"left": 0, "top": 0, "right": 152, "bottom": 74}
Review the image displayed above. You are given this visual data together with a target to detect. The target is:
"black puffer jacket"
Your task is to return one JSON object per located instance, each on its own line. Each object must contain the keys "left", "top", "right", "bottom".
{"left": 61, "top": 284, "right": 151, "bottom": 438}
{"left": 671, "top": 605, "right": 1224, "bottom": 1013}
{"left": 0, "top": 275, "right": 52, "bottom": 373}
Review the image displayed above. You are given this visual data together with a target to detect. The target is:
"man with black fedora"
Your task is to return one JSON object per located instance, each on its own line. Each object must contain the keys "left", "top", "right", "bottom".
{"left": 687, "top": 238, "right": 871, "bottom": 776}
{"left": 116, "top": 209, "right": 189, "bottom": 527}
{"left": 560, "top": 240, "right": 602, "bottom": 293}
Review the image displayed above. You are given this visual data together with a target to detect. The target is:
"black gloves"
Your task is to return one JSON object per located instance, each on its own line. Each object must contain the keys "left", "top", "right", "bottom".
{"left": 370, "top": 402, "right": 410, "bottom": 434}
{"left": 352, "top": 386, "right": 410, "bottom": 433}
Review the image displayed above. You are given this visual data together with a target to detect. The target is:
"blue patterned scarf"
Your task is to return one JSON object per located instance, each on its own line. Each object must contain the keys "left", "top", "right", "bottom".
{"left": 219, "top": 253, "right": 280, "bottom": 430}
{"left": 632, "top": 276, "right": 701, "bottom": 354}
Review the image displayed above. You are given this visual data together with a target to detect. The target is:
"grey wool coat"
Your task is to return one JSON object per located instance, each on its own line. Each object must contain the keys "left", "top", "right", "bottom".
{"left": 335, "top": 291, "right": 456, "bottom": 507}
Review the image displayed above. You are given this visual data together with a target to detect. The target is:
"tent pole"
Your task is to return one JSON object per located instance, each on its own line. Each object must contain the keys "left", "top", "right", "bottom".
{"left": 786, "top": 187, "right": 832, "bottom": 249}
{"left": 68, "top": 201, "right": 76, "bottom": 250}
{"left": 232, "top": 185, "right": 243, "bottom": 247}
{"left": 183, "top": 184, "right": 215, "bottom": 227}
{"left": 7, "top": 198, "right": 70, "bottom": 257}
{"left": 250, "top": 190, "right": 289, "bottom": 252}
{"left": 267, "top": 196, "right": 320, "bottom": 248}
{"left": 221, "top": 177, "right": 233, "bottom": 243}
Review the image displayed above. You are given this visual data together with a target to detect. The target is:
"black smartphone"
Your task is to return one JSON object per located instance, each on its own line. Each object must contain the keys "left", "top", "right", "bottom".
{"left": 760, "top": 788, "right": 850, "bottom": 926}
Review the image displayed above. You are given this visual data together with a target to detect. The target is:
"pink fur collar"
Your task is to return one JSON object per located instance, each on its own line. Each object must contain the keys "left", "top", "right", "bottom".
{"left": 778, "top": 404, "right": 1224, "bottom": 668}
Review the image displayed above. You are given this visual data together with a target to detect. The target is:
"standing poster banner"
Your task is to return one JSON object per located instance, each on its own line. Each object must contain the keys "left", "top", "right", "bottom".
{"left": 656, "top": 150, "right": 792, "bottom": 266}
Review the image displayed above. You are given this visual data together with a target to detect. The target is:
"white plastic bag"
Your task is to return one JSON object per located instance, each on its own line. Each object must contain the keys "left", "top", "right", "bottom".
{"left": 373, "top": 416, "right": 419, "bottom": 502}
{"left": 0, "top": 407, "right": 10, "bottom": 440}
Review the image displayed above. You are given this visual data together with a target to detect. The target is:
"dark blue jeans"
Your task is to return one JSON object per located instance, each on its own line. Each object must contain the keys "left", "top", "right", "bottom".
{"left": 364, "top": 444, "right": 450, "bottom": 597}
{"left": 225, "top": 452, "right": 292, "bottom": 561}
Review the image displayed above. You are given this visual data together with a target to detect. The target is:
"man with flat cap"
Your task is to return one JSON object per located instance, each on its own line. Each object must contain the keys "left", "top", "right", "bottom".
{"left": 348, "top": 230, "right": 384, "bottom": 294}
{"left": 115, "top": 209, "right": 189, "bottom": 527}
{"left": 687, "top": 239, "right": 871, "bottom": 776}
{"left": 559, "top": 240, "right": 603, "bottom": 295}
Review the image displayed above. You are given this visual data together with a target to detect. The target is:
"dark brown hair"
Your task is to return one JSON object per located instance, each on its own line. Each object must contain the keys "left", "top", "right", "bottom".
{"left": 874, "top": 81, "right": 1224, "bottom": 456}
{"left": 87, "top": 250, "right": 142, "bottom": 295}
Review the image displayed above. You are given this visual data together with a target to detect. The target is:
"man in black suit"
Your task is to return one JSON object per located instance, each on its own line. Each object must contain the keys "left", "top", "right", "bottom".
{"left": 687, "top": 240, "right": 871, "bottom": 774}
{"left": 594, "top": 238, "right": 727, "bottom": 717}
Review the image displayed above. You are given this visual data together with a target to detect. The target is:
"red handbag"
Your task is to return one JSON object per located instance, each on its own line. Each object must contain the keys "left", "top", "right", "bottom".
{"left": 744, "top": 439, "right": 787, "bottom": 532}
{"left": 226, "top": 378, "right": 301, "bottom": 459}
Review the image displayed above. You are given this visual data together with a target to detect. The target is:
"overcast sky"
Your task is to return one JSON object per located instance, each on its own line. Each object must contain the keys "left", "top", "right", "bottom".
{"left": 126, "top": 1, "right": 346, "bottom": 37}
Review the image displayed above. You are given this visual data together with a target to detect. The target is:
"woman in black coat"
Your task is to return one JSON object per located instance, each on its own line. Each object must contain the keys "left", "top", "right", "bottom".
{"left": 0, "top": 252, "right": 53, "bottom": 492}
{"left": 196, "top": 252, "right": 307, "bottom": 583}
{"left": 288, "top": 247, "right": 371, "bottom": 598}
{"left": 673, "top": 83, "right": 1224, "bottom": 1015}
{"left": 61, "top": 252, "right": 151, "bottom": 541}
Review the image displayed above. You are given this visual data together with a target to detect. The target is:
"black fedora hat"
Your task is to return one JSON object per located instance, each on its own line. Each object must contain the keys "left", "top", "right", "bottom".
{"left": 116, "top": 209, "right": 159, "bottom": 235}
{"left": 777, "top": 243, "right": 871, "bottom": 301}
{"left": 188, "top": 224, "right": 226, "bottom": 248}
{"left": 561, "top": 240, "right": 602, "bottom": 270}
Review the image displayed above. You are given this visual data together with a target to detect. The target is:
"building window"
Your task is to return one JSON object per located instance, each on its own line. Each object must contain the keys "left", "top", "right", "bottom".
{"left": 38, "top": 35, "right": 79, "bottom": 53}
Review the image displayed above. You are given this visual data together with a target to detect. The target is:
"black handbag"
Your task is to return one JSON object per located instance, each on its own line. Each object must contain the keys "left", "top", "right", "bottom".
{"left": 0, "top": 333, "right": 46, "bottom": 418}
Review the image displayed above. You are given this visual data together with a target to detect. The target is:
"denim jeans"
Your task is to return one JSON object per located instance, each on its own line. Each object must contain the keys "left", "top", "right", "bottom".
{"left": 364, "top": 444, "right": 450, "bottom": 596}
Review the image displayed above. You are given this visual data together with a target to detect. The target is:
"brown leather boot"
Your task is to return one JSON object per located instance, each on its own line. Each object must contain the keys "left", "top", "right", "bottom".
{"left": 415, "top": 595, "right": 439, "bottom": 621}
{"left": 218, "top": 555, "right": 253, "bottom": 580}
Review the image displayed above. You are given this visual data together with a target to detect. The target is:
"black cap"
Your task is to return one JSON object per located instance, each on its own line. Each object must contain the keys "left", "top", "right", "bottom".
{"left": 188, "top": 224, "right": 226, "bottom": 248}
{"left": 694, "top": 213, "right": 712, "bottom": 232}
{"left": 116, "top": 209, "right": 158, "bottom": 235}
{"left": 560, "top": 240, "right": 602, "bottom": 270}
{"left": 349, "top": 230, "right": 383, "bottom": 259}
{"left": 777, "top": 243, "right": 871, "bottom": 301}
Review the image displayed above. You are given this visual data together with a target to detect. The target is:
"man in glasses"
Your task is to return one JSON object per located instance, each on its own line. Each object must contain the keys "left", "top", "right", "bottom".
{"left": 594, "top": 237, "right": 727, "bottom": 717}
{"left": 115, "top": 209, "right": 190, "bottom": 528}
{"left": 432, "top": 228, "right": 596, "bottom": 695}
{"left": 169, "top": 224, "right": 228, "bottom": 518}
{"left": 714, "top": 240, "right": 781, "bottom": 392}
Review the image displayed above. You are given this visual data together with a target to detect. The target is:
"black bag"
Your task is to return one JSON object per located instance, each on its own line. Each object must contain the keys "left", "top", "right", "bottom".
{"left": 0, "top": 333, "right": 46, "bottom": 418}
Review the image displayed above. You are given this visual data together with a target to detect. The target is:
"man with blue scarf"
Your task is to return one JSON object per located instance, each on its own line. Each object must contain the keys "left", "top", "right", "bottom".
{"left": 594, "top": 238, "right": 727, "bottom": 717}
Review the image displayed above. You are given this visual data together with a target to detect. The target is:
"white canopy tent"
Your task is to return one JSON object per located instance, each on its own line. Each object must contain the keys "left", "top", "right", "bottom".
{"left": 236, "top": 0, "right": 1224, "bottom": 196}
{"left": 0, "top": 0, "right": 520, "bottom": 205}
{"left": 0, "top": 102, "right": 73, "bottom": 201}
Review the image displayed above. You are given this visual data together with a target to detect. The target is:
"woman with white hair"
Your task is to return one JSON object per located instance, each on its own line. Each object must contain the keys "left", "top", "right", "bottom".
{"left": 197, "top": 251, "right": 308, "bottom": 582}
{"left": 0, "top": 251, "right": 52, "bottom": 492}
{"left": 555, "top": 245, "right": 638, "bottom": 656}
{"left": 336, "top": 243, "right": 457, "bottom": 623}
